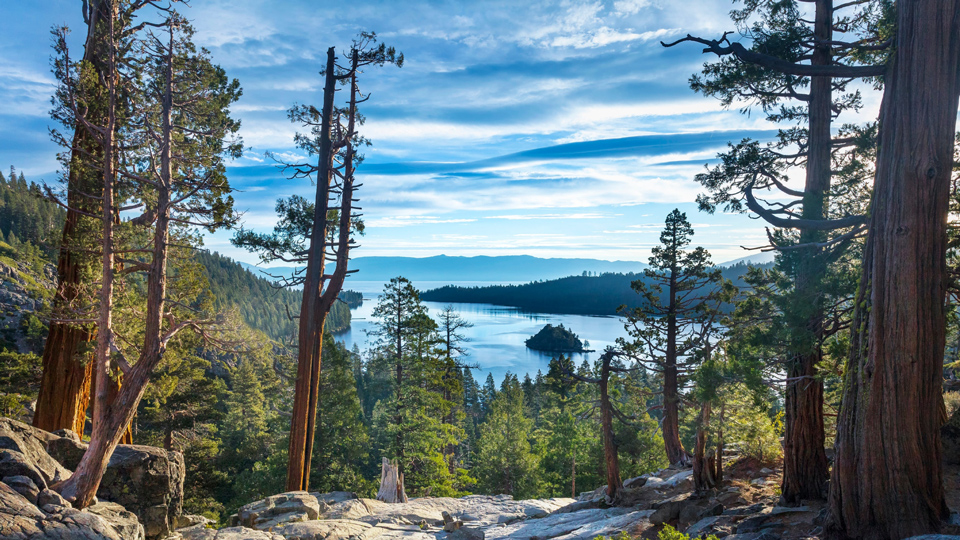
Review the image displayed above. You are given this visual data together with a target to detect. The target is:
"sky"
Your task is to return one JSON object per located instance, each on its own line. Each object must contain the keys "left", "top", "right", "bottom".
{"left": 0, "top": 0, "right": 883, "bottom": 266}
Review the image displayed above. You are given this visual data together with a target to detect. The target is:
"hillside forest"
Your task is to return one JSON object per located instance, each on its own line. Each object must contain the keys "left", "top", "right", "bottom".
{"left": 1, "top": 1, "right": 960, "bottom": 540}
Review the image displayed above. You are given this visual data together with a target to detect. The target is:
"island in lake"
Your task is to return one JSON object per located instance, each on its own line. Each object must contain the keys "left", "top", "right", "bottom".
{"left": 525, "top": 323, "right": 592, "bottom": 353}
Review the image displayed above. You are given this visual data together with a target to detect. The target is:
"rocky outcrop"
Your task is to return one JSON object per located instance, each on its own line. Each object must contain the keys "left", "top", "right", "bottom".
{"left": 0, "top": 418, "right": 183, "bottom": 540}
{"left": 97, "top": 444, "right": 185, "bottom": 540}
{"left": 0, "top": 417, "right": 72, "bottom": 488}
{"left": 236, "top": 492, "right": 321, "bottom": 530}
{"left": 0, "top": 258, "right": 55, "bottom": 356}
{"left": 0, "top": 480, "right": 144, "bottom": 540}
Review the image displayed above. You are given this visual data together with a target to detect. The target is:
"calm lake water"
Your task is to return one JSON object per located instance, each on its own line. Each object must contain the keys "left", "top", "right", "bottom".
{"left": 333, "top": 280, "right": 631, "bottom": 384}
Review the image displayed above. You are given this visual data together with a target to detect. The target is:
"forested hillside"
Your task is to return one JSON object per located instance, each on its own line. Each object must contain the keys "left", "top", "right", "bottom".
{"left": 195, "top": 251, "right": 350, "bottom": 340}
{"left": 0, "top": 170, "right": 348, "bottom": 346}
{"left": 0, "top": 168, "right": 65, "bottom": 258}
{"left": 421, "top": 262, "right": 765, "bottom": 315}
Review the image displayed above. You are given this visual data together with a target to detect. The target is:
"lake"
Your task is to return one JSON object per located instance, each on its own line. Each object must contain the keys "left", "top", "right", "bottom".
{"left": 333, "top": 280, "right": 632, "bottom": 384}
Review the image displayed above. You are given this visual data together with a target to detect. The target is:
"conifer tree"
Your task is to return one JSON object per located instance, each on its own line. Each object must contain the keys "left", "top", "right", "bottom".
{"left": 619, "top": 210, "right": 731, "bottom": 466}
{"left": 232, "top": 34, "right": 400, "bottom": 492}
{"left": 311, "top": 334, "right": 370, "bottom": 494}
{"left": 665, "top": 0, "right": 887, "bottom": 501}
{"left": 55, "top": 9, "right": 242, "bottom": 506}
{"left": 475, "top": 378, "right": 539, "bottom": 498}
{"left": 828, "top": 1, "right": 960, "bottom": 536}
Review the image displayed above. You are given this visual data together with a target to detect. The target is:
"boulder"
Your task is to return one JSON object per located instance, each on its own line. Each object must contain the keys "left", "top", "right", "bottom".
{"left": 685, "top": 516, "right": 724, "bottom": 539}
{"left": 0, "top": 418, "right": 183, "bottom": 540}
{"left": 46, "top": 428, "right": 88, "bottom": 470}
{"left": 180, "top": 525, "right": 285, "bottom": 540}
{"left": 3, "top": 474, "right": 39, "bottom": 503}
{"left": 310, "top": 491, "right": 356, "bottom": 505}
{"left": 0, "top": 481, "right": 133, "bottom": 540}
{"left": 485, "top": 507, "right": 653, "bottom": 540}
{"left": 0, "top": 449, "right": 49, "bottom": 490}
{"left": 623, "top": 475, "right": 647, "bottom": 489}
{"left": 237, "top": 491, "right": 321, "bottom": 530}
{"left": 679, "top": 501, "right": 723, "bottom": 528}
{"left": 97, "top": 444, "right": 185, "bottom": 540}
{"left": 87, "top": 501, "right": 147, "bottom": 540}
{"left": 37, "top": 487, "right": 70, "bottom": 508}
{"left": 0, "top": 418, "right": 71, "bottom": 485}
{"left": 723, "top": 503, "right": 765, "bottom": 516}
{"left": 661, "top": 469, "right": 693, "bottom": 488}
{"left": 448, "top": 526, "right": 485, "bottom": 540}
{"left": 650, "top": 493, "right": 693, "bottom": 525}
{"left": 271, "top": 519, "right": 374, "bottom": 540}
{"left": 177, "top": 514, "right": 217, "bottom": 529}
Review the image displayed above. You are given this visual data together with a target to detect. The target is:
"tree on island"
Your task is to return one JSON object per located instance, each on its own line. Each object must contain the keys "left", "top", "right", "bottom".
{"left": 619, "top": 210, "right": 733, "bottom": 466}
{"left": 525, "top": 324, "right": 589, "bottom": 353}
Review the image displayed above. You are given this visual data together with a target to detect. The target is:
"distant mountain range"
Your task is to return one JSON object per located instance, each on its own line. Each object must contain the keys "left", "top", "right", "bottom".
{"left": 239, "top": 253, "right": 773, "bottom": 285}
{"left": 718, "top": 251, "right": 775, "bottom": 267}
{"left": 239, "top": 255, "right": 649, "bottom": 283}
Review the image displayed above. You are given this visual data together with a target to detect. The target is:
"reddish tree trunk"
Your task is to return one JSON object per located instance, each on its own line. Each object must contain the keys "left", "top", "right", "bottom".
{"left": 33, "top": 0, "right": 111, "bottom": 438}
{"left": 599, "top": 355, "right": 623, "bottom": 504}
{"left": 286, "top": 47, "right": 337, "bottom": 493}
{"left": 286, "top": 47, "right": 361, "bottom": 491}
{"left": 827, "top": 0, "right": 960, "bottom": 536}
{"left": 781, "top": 0, "right": 831, "bottom": 504}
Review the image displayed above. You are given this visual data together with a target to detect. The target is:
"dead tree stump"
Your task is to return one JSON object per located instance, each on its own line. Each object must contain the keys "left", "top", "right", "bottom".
{"left": 376, "top": 458, "right": 408, "bottom": 503}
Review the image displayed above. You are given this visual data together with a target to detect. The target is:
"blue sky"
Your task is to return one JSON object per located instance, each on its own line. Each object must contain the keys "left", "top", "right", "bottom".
{"left": 0, "top": 0, "right": 882, "bottom": 265}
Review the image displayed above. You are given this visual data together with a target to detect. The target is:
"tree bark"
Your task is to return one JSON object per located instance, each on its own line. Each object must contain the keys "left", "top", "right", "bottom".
{"left": 377, "top": 457, "right": 408, "bottom": 503}
{"left": 285, "top": 48, "right": 337, "bottom": 493}
{"left": 827, "top": 0, "right": 960, "bottom": 536}
{"left": 286, "top": 46, "right": 361, "bottom": 491}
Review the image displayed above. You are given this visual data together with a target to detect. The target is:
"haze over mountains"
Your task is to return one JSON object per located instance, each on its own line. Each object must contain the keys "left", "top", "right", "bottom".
{"left": 239, "top": 253, "right": 773, "bottom": 285}
{"left": 240, "top": 255, "right": 650, "bottom": 283}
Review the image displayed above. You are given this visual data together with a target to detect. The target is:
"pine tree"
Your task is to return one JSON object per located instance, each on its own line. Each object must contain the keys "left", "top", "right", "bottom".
{"left": 474, "top": 379, "right": 539, "bottom": 499}
{"left": 618, "top": 210, "right": 732, "bottom": 465}
{"left": 310, "top": 334, "right": 371, "bottom": 494}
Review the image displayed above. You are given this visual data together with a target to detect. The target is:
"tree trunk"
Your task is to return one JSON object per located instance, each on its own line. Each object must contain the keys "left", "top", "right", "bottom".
{"left": 599, "top": 355, "right": 623, "bottom": 504}
{"left": 377, "top": 458, "right": 408, "bottom": 503}
{"left": 571, "top": 455, "right": 576, "bottom": 499}
{"left": 90, "top": 366, "right": 132, "bottom": 444}
{"left": 663, "top": 265, "right": 688, "bottom": 465}
{"left": 715, "top": 402, "right": 724, "bottom": 485}
{"left": 693, "top": 401, "right": 717, "bottom": 493}
{"left": 56, "top": 2, "right": 121, "bottom": 507}
{"left": 781, "top": 0, "right": 832, "bottom": 504}
{"left": 57, "top": 17, "right": 175, "bottom": 507}
{"left": 33, "top": 0, "right": 111, "bottom": 438}
{"left": 827, "top": 0, "right": 960, "bottom": 536}
{"left": 285, "top": 47, "right": 337, "bottom": 493}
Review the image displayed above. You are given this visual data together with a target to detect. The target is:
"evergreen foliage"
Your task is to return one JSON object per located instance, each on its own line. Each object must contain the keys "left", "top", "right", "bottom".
{"left": 525, "top": 324, "right": 588, "bottom": 353}
{"left": 421, "top": 263, "right": 762, "bottom": 315}
{"left": 0, "top": 167, "right": 65, "bottom": 258}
